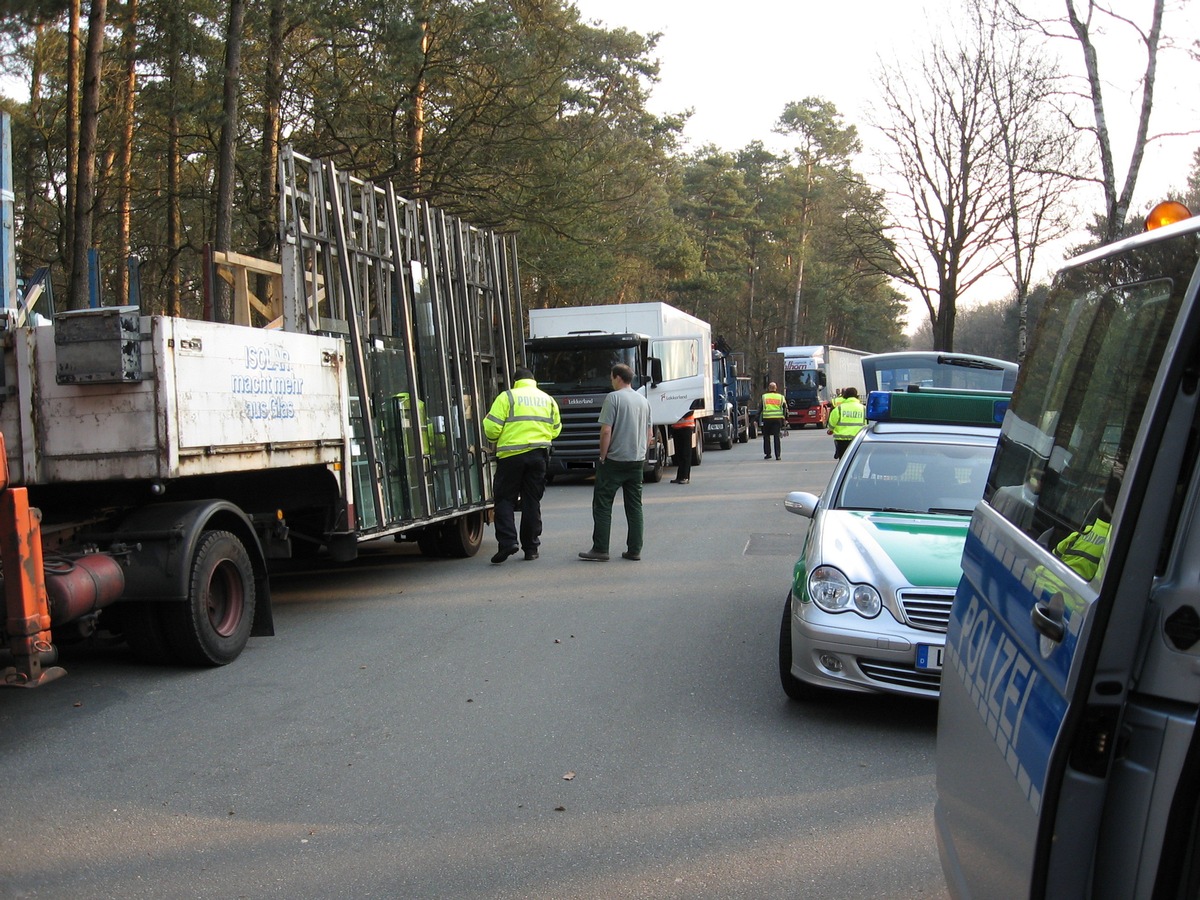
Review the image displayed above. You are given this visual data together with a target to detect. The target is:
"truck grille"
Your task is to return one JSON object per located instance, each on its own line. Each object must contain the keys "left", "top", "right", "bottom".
{"left": 552, "top": 408, "right": 603, "bottom": 461}
{"left": 897, "top": 589, "right": 955, "bottom": 632}
{"left": 857, "top": 658, "right": 941, "bottom": 694}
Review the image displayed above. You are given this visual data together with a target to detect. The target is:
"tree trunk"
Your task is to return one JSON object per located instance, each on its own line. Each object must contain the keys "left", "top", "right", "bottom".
{"left": 213, "top": 0, "right": 247, "bottom": 324}
{"left": 64, "top": 0, "right": 81, "bottom": 274}
{"left": 256, "top": 0, "right": 283, "bottom": 262}
{"left": 116, "top": 0, "right": 138, "bottom": 306}
{"left": 408, "top": 11, "right": 431, "bottom": 193}
{"left": 1066, "top": 0, "right": 1165, "bottom": 240}
{"left": 167, "top": 23, "right": 181, "bottom": 317}
{"left": 21, "top": 24, "right": 46, "bottom": 261}
{"left": 67, "top": 0, "right": 107, "bottom": 310}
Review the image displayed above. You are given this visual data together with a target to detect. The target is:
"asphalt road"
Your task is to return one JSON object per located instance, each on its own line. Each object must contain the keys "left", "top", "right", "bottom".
{"left": 0, "top": 427, "right": 948, "bottom": 900}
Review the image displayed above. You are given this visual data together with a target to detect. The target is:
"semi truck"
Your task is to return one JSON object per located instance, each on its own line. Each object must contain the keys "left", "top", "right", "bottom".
{"left": 705, "top": 339, "right": 749, "bottom": 449}
{"left": 777, "top": 344, "right": 868, "bottom": 428}
{"left": 524, "top": 302, "right": 712, "bottom": 481}
{"left": 0, "top": 135, "right": 518, "bottom": 686}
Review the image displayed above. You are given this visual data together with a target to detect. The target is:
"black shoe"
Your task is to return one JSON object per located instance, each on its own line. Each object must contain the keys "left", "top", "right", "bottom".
{"left": 578, "top": 549, "right": 610, "bottom": 561}
{"left": 524, "top": 551, "right": 539, "bottom": 561}
{"left": 491, "top": 546, "right": 519, "bottom": 564}
{"left": 776, "top": 457, "right": 781, "bottom": 460}
{"left": 670, "top": 478, "right": 689, "bottom": 484}
{"left": 764, "top": 455, "right": 771, "bottom": 460}
{"left": 621, "top": 551, "right": 641, "bottom": 561}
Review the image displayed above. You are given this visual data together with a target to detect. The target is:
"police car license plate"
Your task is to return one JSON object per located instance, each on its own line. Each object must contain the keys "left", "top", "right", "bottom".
{"left": 916, "top": 644, "right": 944, "bottom": 672}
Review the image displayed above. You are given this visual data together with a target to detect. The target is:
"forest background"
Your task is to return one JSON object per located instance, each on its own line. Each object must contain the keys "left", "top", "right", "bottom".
{"left": 1, "top": 0, "right": 1198, "bottom": 384}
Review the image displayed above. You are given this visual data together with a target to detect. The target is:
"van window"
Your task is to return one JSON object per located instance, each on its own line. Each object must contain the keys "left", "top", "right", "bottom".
{"left": 985, "top": 242, "right": 1192, "bottom": 551}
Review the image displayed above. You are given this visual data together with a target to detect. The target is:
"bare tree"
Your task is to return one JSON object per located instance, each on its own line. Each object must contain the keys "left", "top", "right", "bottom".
{"left": 1006, "top": 0, "right": 1170, "bottom": 240}
{"left": 871, "top": 32, "right": 1010, "bottom": 351}
{"left": 978, "top": 0, "right": 1080, "bottom": 362}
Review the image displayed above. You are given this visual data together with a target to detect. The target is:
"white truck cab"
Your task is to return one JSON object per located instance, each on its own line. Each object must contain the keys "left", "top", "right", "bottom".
{"left": 935, "top": 202, "right": 1200, "bottom": 898}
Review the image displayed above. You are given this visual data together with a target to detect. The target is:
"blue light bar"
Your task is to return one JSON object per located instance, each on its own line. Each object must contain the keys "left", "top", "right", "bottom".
{"left": 866, "top": 389, "right": 1010, "bottom": 427}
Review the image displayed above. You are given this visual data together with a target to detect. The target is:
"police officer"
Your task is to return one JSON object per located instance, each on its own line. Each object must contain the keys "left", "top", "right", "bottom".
{"left": 760, "top": 382, "right": 787, "bottom": 460}
{"left": 826, "top": 386, "right": 865, "bottom": 459}
{"left": 484, "top": 367, "right": 561, "bottom": 563}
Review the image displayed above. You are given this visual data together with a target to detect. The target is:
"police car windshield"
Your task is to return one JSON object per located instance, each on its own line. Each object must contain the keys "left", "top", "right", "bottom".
{"left": 835, "top": 440, "right": 992, "bottom": 514}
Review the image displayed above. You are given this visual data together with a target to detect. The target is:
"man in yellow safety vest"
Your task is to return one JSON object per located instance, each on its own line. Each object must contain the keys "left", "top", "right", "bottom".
{"left": 483, "top": 367, "right": 561, "bottom": 563}
{"left": 760, "top": 382, "right": 787, "bottom": 460}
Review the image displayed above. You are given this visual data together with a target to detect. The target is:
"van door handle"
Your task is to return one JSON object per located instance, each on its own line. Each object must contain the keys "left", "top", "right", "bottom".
{"left": 1032, "top": 601, "right": 1065, "bottom": 643}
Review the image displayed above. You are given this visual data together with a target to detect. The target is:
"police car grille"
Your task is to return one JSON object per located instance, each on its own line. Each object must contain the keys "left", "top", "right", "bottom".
{"left": 897, "top": 590, "right": 955, "bottom": 632}
{"left": 857, "top": 659, "right": 941, "bottom": 693}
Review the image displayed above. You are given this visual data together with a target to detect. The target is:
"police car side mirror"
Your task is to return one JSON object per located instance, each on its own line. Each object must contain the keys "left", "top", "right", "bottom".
{"left": 784, "top": 491, "right": 820, "bottom": 518}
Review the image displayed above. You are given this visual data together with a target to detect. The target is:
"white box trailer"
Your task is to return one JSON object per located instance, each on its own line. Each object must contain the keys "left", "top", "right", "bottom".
{"left": 525, "top": 302, "right": 713, "bottom": 481}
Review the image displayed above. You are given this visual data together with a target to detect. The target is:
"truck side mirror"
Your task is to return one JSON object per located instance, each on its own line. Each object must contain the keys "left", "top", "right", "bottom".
{"left": 648, "top": 358, "right": 663, "bottom": 387}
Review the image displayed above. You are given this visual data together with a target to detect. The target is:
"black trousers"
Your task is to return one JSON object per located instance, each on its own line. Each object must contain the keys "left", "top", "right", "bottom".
{"left": 672, "top": 427, "right": 692, "bottom": 480}
{"left": 761, "top": 419, "right": 783, "bottom": 458}
{"left": 493, "top": 450, "right": 548, "bottom": 552}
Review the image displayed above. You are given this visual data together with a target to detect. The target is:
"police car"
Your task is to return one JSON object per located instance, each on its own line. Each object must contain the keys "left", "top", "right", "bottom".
{"left": 778, "top": 389, "right": 1007, "bottom": 700}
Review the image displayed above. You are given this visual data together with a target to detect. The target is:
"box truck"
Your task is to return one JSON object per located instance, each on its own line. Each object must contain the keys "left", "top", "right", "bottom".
{"left": 777, "top": 345, "right": 868, "bottom": 428}
{"left": 525, "top": 303, "right": 712, "bottom": 481}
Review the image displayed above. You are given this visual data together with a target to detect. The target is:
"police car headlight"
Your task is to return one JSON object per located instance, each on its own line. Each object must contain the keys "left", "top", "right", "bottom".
{"left": 808, "top": 566, "right": 852, "bottom": 612}
{"left": 852, "top": 585, "right": 882, "bottom": 618}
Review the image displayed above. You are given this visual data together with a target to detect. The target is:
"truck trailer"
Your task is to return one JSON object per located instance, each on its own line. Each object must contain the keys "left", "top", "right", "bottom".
{"left": 777, "top": 344, "right": 868, "bottom": 428}
{"left": 0, "top": 137, "right": 517, "bottom": 686}
{"left": 524, "top": 302, "right": 713, "bottom": 481}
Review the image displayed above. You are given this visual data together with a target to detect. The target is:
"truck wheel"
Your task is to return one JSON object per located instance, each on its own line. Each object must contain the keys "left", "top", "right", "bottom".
{"left": 645, "top": 440, "right": 665, "bottom": 483}
{"left": 164, "top": 530, "right": 256, "bottom": 666}
{"left": 691, "top": 426, "right": 704, "bottom": 467}
{"left": 737, "top": 426, "right": 748, "bottom": 444}
{"left": 749, "top": 421, "right": 758, "bottom": 440}
{"left": 438, "top": 512, "right": 484, "bottom": 558}
{"left": 779, "top": 593, "right": 820, "bottom": 701}
{"left": 719, "top": 424, "right": 734, "bottom": 450}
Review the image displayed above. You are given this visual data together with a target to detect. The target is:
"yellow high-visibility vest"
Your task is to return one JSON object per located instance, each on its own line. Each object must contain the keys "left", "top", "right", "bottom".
{"left": 484, "top": 378, "right": 562, "bottom": 458}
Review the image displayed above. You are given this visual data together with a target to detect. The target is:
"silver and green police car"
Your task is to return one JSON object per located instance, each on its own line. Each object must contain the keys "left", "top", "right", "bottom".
{"left": 778, "top": 389, "right": 1008, "bottom": 701}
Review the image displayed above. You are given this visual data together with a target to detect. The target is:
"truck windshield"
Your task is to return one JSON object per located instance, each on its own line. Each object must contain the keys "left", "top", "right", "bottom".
{"left": 785, "top": 369, "right": 818, "bottom": 391}
{"left": 526, "top": 346, "right": 641, "bottom": 393}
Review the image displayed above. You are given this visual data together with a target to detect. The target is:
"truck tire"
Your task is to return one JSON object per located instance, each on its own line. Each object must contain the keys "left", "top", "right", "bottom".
{"left": 719, "top": 423, "right": 734, "bottom": 450}
{"left": 645, "top": 433, "right": 666, "bottom": 483}
{"left": 438, "top": 512, "right": 485, "bottom": 558}
{"left": 737, "top": 424, "right": 748, "bottom": 444}
{"left": 749, "top": 421, "right": 758, "bottom": 440}
{"left": 691, "top": 425, "right": 704, "bottom": 467}
{"left": 163, "top": 530, "right": 256, "bottom": 666}
{"left": 779, "top": 593, "right": 820, "bottom": 701}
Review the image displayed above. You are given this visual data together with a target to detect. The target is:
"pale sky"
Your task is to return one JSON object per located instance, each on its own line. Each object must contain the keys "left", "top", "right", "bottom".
{"left": 573, "top": 0, "right": 1200, "bottom": 316}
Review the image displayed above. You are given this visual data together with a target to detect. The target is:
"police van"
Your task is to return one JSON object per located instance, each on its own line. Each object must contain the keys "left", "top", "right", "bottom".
{"left": 934, "top": 201, "right": 1200, "bottom": 898}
